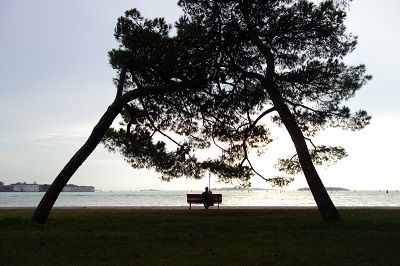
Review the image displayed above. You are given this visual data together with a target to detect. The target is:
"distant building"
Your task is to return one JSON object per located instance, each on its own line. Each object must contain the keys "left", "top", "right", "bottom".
{"left": 62, "top": 184, "right": 95, "bottom": 192}
{"left": 12, "top": 183, "right": 40, "bottom": 192}
{"left": 0, "top": 182, "right": 94, "bottom": 192}
{"left": 0, "top": 185, "right": 13, "bottom": 192}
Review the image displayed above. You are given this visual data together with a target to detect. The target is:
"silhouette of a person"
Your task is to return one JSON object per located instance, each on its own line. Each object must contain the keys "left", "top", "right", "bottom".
{"left": 201, "top": 187, "right": 213, "bottom": 209}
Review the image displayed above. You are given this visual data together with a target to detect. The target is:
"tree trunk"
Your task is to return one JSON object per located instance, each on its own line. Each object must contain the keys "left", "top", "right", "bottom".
{"left": 31, "top": 99, "right": 124, "bottom": 223}
{"left": 267, "top": 85, "right": 340, "bottom": 221}
{"left": 239, "top": 2, "right": 339, "bottom": 220}
{"left": 31, "top": 80, "right": 207, "bottom": 223}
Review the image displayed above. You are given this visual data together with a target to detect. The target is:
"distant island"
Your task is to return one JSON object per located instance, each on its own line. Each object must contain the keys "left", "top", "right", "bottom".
{"left": 298, "top": 187, "right": 349, "bottom": 191}
{"left": 212, "top": 187, "right": 267, "bottom": 191}
{"left": 0, "top": 182, "right": 94, "bottom": 192}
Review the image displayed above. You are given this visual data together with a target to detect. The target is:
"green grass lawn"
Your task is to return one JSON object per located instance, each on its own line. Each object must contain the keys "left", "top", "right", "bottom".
{"left": 0, "top": 208, "right": 399, "bottom": 265}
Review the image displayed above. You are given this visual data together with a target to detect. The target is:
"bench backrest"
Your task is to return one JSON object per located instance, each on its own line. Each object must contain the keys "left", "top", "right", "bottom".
{"left": 187, "top": 193, "right": 222, "bottom": 203}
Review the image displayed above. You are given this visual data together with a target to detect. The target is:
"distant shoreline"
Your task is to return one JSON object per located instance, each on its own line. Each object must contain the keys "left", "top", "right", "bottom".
{"left": 298, "top": 187, "right": 350, "bottom": 191}
{"left": 2, "top": 206, "right": 400, "bottom": 210}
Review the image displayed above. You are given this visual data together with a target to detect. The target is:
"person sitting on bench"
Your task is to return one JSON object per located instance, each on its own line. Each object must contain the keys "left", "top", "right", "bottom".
{"left": 201, "top": 187, "right": 213, "bottom": 209}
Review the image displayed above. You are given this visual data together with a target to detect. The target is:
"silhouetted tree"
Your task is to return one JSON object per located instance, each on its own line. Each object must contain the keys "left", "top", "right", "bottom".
{"left": 104, "top": 0, "right": 370, "bottom": 220}
{"left": 32, "top": 0, "right": 370, "bottom": 223}
{"left": 176, "top": 0, "right": 370, "bottom": 220}
{"left": 31, "top": 19, "right": 212, "bottom": 223}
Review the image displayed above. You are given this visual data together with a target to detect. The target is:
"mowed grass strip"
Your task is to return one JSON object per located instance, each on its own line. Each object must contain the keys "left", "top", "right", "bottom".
{"left": 0, "top": 208, "right": 399, "bottom": 265}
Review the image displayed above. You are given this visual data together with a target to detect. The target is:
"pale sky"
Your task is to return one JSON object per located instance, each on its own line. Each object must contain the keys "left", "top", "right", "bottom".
{"left": 0, "top": 0, "right": 399, "bottom": 191}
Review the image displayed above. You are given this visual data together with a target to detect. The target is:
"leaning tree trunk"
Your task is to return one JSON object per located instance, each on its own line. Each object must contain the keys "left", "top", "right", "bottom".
{"left": 31, "top": 79, "right": 205, "bottom": 223}
{"left": 239, "top": 2, "right": 339, "bottom": 220}
{"left": 31, "top": 99, "right": 124, "bottom": 223}
{"left": 267, "top": 84, "right": 340, "bottom": 221}
{"left": 239, "top": 1, "right": 339, "bottom": 220}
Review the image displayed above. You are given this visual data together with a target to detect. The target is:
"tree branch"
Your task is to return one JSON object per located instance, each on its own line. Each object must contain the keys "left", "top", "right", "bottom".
{"left": 238, "top": 2, "right": 275, "bottom": 77}
{"left": 284, "top": 98, "right": 349, "bottom": 119}
{"left": 250, "top": 107, "right": 276, "bottom": 130}
{"left": 211, "top": 131, "right": 229, "bottom": 154}
{"left": 128, "top": 66, "right": 143, "bottom": 89}
{"left": 284, "top": 98, "right": 322, "bottom": 114}
{"left": 123, "top": 104, "right": 143, "bottom": 135}
{"left": 304, "top": 137, "right": 317, "bottom": 149}
{"left": 230, "top": 64, "right": 265, "bottom": 83}
{"left": 139, "top": 99, "right": 183, "bottom": 148}
{"left": 120, "top": 79, "right": 211, "bottom": 105}
{"left": 116, "top": 63, "right": 129, "bottom": 98}
{"left": 241, "top": 141, "right": 269, "bottom": 181}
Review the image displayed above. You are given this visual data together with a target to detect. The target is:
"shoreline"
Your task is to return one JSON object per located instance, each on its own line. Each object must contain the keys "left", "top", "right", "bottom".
{"left": 2, "top": 206, "right": 400, "bottom": 210}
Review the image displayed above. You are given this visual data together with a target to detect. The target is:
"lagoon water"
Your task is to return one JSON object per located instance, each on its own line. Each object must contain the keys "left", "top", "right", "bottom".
{"left": 1, "top": 189, "right": 399, "bottom": 208}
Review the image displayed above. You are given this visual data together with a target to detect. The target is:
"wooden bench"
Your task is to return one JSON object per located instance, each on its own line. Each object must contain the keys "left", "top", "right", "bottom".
{"left": 187, "top": 194, "right": 222, "bottom": 209}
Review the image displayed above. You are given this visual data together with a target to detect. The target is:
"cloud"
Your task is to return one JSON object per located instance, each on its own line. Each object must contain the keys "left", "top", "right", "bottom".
{"left": 31, "top": 133, "right": 86, "bottom": 146}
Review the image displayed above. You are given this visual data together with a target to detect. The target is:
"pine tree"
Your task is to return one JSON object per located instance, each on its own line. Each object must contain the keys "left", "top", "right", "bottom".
{"left": 32, "top": 0, "right": 370, "bottom": 223}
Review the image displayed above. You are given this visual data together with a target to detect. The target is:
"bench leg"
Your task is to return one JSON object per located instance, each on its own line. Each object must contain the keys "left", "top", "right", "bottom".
{"left": 189, "top": 202, "right": 191, "bottom": 210}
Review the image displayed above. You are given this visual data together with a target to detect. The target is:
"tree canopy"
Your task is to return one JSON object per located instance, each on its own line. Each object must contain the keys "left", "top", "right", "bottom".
{"left": 103, "top": 0, "right": 370, "bottom": 187}
{"left": 32, "top": 0, "right": 370, "bottom": 223}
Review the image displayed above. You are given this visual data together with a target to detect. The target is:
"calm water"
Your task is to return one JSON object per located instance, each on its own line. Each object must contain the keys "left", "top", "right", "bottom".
{"left": 0, "top": 190, "right": 399, "bottom": 207}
